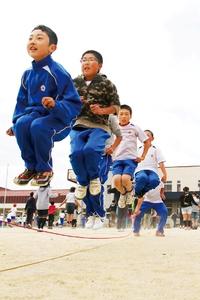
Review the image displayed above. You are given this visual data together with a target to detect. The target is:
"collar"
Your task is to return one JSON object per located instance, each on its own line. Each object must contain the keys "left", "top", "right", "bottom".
{"left": 32, "top": 55, "right": 53, "bottom": 70}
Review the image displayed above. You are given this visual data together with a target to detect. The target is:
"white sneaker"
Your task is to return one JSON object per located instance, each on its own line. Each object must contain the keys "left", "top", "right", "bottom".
{"left": 89, "top": 178, "right": 101, "bottom": 195}
{"left": 85, "top": 216, "right": 95, "bottom": 229}
{"left": 118, "top": 194, "right": 126, "bottom": 208}
{"left": 125, "top": 191, "right": 133, "bottom": 205}
{"left": 93, "top": 217, "right": 105, "bottom": 230}
{"left": 75, "top": 184, "right": 87, "bottom": 199}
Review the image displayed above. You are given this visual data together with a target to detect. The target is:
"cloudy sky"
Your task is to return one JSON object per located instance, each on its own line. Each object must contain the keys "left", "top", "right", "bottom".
{"left": 0, "top": 0, "right": 199, "bottom": 190}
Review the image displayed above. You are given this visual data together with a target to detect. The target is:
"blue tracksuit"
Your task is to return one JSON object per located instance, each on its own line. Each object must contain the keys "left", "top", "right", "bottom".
{"left": 12, "top": 55, "right": 81, "bottom": 172}
{"left": 83, "top": 154, "right": 113, "bottom": 218}
{"left": 133, "top": 183, "right": 168, "bottom": 233}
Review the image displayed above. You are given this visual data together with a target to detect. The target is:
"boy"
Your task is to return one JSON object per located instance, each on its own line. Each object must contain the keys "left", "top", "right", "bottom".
{"left": 6, "top": 25, "right": 81, "bottom": 186}
{"left": 133, "top": 130, "right": 167, "bottom": 216}
{"left": 70, "top": 50, "right": 120, "bottom": 200}
{"left": 133, "top": 181, "right": 168, "bottom": 236}
{"left": 24, "top": 191, "right": 36, "bottom": 228}
{"left": 83, "top": 114, "right": 122, "bottom": 230}
{"left": 112, "top": 104, "right": 150, "bottom": 209}
{"left": 48, "top": 201, "right": 56, "bottom": 229}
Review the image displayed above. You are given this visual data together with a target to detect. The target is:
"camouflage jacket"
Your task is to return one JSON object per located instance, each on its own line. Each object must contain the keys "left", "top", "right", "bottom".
{"left": 73, "top": 74, "right": 120, "bottom": 132}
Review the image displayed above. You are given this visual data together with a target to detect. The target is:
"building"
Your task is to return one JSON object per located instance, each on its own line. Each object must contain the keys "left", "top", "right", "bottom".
{"left": 0, "top": 187, "right": 68, "bottom": 210}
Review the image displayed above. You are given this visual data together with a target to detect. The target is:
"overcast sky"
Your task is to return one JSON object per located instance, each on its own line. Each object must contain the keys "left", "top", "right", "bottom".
{"left": 0, "top": 0, "right": 200, "bottom": 190}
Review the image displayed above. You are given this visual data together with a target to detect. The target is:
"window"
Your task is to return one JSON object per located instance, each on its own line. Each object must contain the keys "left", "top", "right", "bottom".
{"left": 164, "top": 181, "right": 172, "bottom": 192}
{"left": 198, "top": 180, "right": 200, "bottom": 191}
{"left": 177, "top": 180, "right": 181, "bottom": 192}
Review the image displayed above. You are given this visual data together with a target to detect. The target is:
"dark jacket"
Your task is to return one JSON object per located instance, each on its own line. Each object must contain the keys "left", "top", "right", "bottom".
{"left": 25, "top": 197, "right": 36, "bottom": 212}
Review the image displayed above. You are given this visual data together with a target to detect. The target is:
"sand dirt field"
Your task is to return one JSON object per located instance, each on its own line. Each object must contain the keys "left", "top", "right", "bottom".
{"left": 0, "top": 225, "right": 200, "bottom": 300}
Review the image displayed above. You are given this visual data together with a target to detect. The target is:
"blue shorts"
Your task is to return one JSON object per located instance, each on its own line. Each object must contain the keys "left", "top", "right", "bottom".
{"left": 112, "top": 159, "right": 138, "bottom": 177}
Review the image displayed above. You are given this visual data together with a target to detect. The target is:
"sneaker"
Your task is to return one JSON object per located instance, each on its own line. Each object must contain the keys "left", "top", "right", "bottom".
{"left": 156, "top": 231, "right": 165, "bottom": 237}
{"left": 31, "top": 171, "right": 53, "bottom": 186}
{"left": 85, "top": 216, "right": 95, "bottom": 229}
{"left": 89, "top": 178, "right": 101, "bottom": 195}
{"left": 93, "top": 217, "right": 105, "bottom": 230}
{"left": 134, "top": 232, "right": 140, "bottom": 237}
{"left": 13, "top": 169, "right": 36, "bottom": 185}
{"left": 118, "top": 194, "right": 126, "bottom": 208}
{"left": 75, "top": 184, "right": 87, "bottom": 199}
{"left": 125, "top": 190, "right": 133, "bottom": 205}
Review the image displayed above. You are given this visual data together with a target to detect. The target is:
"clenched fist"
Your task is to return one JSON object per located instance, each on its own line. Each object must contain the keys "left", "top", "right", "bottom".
{"left": 42, "top": 97, "right": 55, "bottom": 109}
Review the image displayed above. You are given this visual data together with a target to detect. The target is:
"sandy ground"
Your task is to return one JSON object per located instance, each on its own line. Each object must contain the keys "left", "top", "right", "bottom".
{"left": 0, "top": 225, "right": 200, "bottom": 300}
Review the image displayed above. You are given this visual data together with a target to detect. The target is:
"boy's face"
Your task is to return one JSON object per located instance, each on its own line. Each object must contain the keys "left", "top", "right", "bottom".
{"left": 27, "top": 29, "right": 56, "bottom": 61}
{"left": 81, "top": 53, "right": 102, "bottom": 80}
{"left": 118, "top": 109, "right": 131, "bottom": 126}
{"left": 144, "top": 130, "right": 154, "bottom": 142}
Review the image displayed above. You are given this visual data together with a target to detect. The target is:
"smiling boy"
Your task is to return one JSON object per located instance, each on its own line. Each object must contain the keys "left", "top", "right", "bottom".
{"left": 70, "top": 50, "right": 120, "bottom": 227}
{"left": 6, "top": 25, "right": 81, "bottom": 186}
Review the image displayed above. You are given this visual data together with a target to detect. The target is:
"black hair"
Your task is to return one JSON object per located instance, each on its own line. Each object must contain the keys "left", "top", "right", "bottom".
{"left": 120, "top": 104, "right": 132, "bottom": 116}
{"left": 81, "top": 50, "right": 103, "bottom": 64}
{"left": 144, "top": 129, "right": 154, "bottom": 138}
{"left": 70, "top": 187, "right": 76, "bottom": 193}
{"left": 30, "top": 192, "right": 34, "bottom": 197}
{"left": 32, "top": 25, "right": 58, "bottom": 45}
{"left": 50, "top": 201, "right": 55, "bottom": 205}
{"left": 183, "top": 186, "right": 189, "bottom": 192}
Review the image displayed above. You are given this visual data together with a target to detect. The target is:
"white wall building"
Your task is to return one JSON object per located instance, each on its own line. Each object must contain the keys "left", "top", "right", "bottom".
{"left": 162, "top": 165, "right": 200, "bottom": 192}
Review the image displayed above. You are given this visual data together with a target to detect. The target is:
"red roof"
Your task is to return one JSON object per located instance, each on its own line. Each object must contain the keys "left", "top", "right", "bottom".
{"left": 0, "top": 187, "right": 69, "bottom": 204}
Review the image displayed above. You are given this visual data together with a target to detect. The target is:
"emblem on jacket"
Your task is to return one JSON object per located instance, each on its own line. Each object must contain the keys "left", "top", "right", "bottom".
{"left": 40, "top": 85, "right": 46, "bottom": 92}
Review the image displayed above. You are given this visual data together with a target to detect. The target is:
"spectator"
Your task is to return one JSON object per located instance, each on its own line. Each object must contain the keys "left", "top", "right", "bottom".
{"left": 48, "top": 201, "right": 56, "bottom": 229}
{"left": 59, "top": 210, "right": 65, "bottom": 227}
{"left": 59, "top": 187, "right": 80, "bottom": 227}
{"left": 191, "top": 192, "right": 200, "bottom": 230}
{"left": 25, "top": 192, "right": 36, "bottom": 228}
{"left": 10, "top": 204, "right": 17, "bottom": 225}
{"left": 179, "top": 186, "right": 193, "bottom": 229}
{"left": 171, "top": 211, "right": 178, "bottom": 228}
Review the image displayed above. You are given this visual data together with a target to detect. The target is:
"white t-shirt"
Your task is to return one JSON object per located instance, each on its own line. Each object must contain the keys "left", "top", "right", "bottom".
{"left": 113, "top": 123, "right": 148, "bottom": 161}
{"left": 104, "top": 115, "right": 122, "bottom": 151}
{"left": 144, "top": 182, "right": 164, "bottom": 203}
{"left": 135, "top": 145, "right": 165, "bottom": 174}
{"left": 10, "top": 206, "right": 17, "bottom": 217}
{"left": 66, "top": 192, "right": 76, "bottom": 204}
{"left": 59, "top": 212, "right": 65, "bottom": 218}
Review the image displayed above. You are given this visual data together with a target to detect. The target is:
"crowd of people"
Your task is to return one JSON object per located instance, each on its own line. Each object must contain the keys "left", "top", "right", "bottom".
{"left": 4, "top": 24, "right": 200, "bottom": 236}
{"left": 3, "top": 184, "right": 200, "bottom": 234}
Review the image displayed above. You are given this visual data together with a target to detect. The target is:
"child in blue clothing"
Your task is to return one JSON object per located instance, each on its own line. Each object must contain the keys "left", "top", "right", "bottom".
{"left": 83, "top": 114, "right": 122, "bottom": 229}
{"left": 133, "top": 181, "right": 168, "bottom": 237}
{"left": 6, "top": 25, "right": 81, "bottom": 186}
{"left": 70, "top": 50, "right": 120, "bottom": 200}
{"left": 133, "top": 130, "right": 167, "bottom": 216}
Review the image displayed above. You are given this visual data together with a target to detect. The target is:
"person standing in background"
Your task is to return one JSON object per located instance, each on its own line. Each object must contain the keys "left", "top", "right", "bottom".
{"left": 25, "top": 192, "right": 36, "bottom": 228}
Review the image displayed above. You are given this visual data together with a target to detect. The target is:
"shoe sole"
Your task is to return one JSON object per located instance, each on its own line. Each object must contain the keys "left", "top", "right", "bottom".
{"left": 30, "top": 175, "right": 53, "bottom": 186}
{"left": 89, "top": 189, "right": 101, "bottom": 196}
{"left": 13, "top": 176, "right": 36, "bottom": 185}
